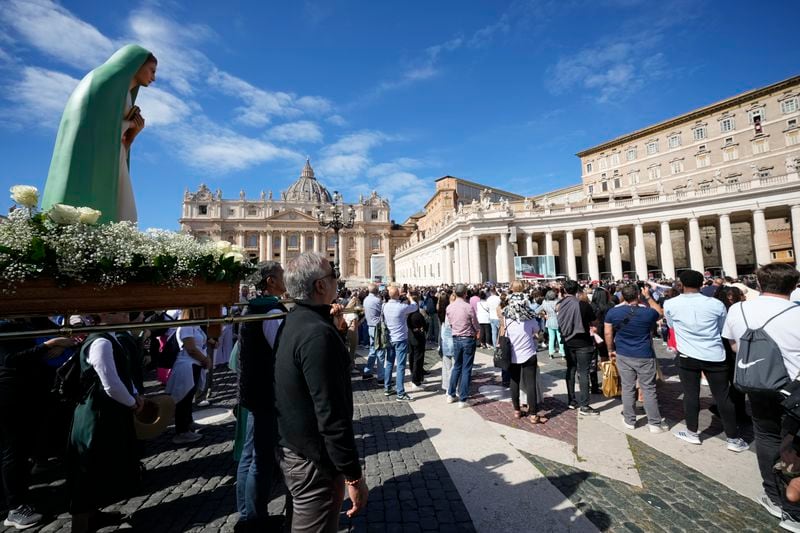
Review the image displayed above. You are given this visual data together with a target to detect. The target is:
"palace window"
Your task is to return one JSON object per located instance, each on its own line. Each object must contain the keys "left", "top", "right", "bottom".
{"left": 327, "top": 236, "right": 336, "bottom": 249}
{"left": 599, "top": 158, "right": 608, "bottom": 170}
{"left": 788, "top": 118, "right": 798, "bottom": 128}
{"left": 693, "top": 126, "right": 707, "bottom": 141}
{"left": 198, "top": 205, "right": 208, "bottom": 215}
{"left": 247, "top": 234, "right": 258, "bottom": 248}
{"left": 228, "top": 208, "right": 235, "bottom": 216}
{"left": 306, "top": 236, "right": 314, "bottom": 250}
{"left": 646, "top": 141, "right": 658, "bottom": 155}
{"left": 274, "top": 235, "right": 281, "bottom": 248}
{"left": 288, "top": 235, "right": 299, "bottom": 249}
{"left": 670, "top": 160, "right": 684, "bottom": 174}
{"left": 628, "top": 170, "right": 640, "bottom": 185}
{"left": 722, "top": 146, "right": 739, "bottom": 161}
{"left": 371, "top": 210, "right": 379, "bottom": 220}
{"left": 668, "top": 134, "right": 681, "bottom": 149}
{"left": 248, "top": 207, "right": 257, "bottom": 216}
{"left": 626, "top": 147, "right": 637, "bottom": 161}
{"left": 371, "top": 237, "right": 381, "bottom": 251}
{"left": 749, "top": 107, "right": 766, "bottom": 123}
{"left": 781, "top": 97, "right": 798, "bottom": 114}
{"left": 587, "top": 184, "right": 594, "bottom": 194}
{"left": 647, "top": 165, "right": 661, "bottom": 180}
{"left": 585, "top": 162, "right": 593, "bottom": 173}
{"left": 723, "top": 137, "right": 734, "bottom": 146}
{"left": 613, "top": 177, "right": 621, "bottom": 188}
{"left": 720, "top": 117, "right": 735, "bottom": 133}
{"left": 787, "top": 130, "right": 800, "bottom": 146}
{"left": 601, "top": 181, "right": 608, "bottom": 192}
{"left": 610, "top": 153, "right": 620, "bottom": 166}
{"left": 752, "top": 139, "right": 769, "bottom": 154}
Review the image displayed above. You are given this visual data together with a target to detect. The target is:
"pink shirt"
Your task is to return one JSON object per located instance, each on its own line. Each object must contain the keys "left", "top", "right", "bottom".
{"left": 446, "top": 298, "right": 479, "bottom": 337}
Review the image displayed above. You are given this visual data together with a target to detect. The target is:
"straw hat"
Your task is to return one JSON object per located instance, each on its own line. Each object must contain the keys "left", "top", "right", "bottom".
{"left": 134, "top": 394, "right": 175, "bottom": 440}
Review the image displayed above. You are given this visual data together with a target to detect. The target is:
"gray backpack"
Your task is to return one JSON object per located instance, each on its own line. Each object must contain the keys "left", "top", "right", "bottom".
{"left": 733, "top": 303, "right": 799, "bottom": 393}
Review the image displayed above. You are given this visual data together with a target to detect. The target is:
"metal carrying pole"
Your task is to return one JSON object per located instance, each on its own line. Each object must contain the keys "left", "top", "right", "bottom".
{"left": 0, "top": 303, "right": 365, "bottom": 341}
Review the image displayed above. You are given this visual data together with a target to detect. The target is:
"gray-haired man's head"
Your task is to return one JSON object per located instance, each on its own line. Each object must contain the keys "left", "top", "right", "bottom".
{"left": 368, "top": 283, "right": 379, "bottom": 295}
{"left": 255, "top": 261, "right": 285, "bottom": 296}
{"left": 454, "top": 283, "right": 467, "bottom": 298}
{"left": 285, "top": 252, "right": 336, "bottom": 302}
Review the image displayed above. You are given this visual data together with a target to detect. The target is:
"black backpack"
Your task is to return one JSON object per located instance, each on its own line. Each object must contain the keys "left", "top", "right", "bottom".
{"left": 155, "top": 331, "right": 180, "bottom": 369}
{"left": 733, "top": 303, "right": 799, "bottom": 393}
{"left": 52, "top": 340, "right": 96, "bottom": 404}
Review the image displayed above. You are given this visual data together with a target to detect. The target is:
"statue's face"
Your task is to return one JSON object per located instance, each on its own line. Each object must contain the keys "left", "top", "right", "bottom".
{"left": 134, "top": 60, "right": 157, "bottom": 87}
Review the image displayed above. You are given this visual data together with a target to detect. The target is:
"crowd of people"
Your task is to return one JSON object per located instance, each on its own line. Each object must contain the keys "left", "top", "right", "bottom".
{"left": 2, "top": 254, "right": 800, "bottom": 532}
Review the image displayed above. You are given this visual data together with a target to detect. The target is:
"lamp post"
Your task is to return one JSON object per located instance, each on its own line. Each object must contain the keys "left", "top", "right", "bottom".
{"left": 315, "top": 190, "right": 355, "bottom": 277}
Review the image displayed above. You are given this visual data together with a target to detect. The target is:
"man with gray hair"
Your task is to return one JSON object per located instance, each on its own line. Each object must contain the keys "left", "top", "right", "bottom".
{"left": 382, "top": 285, "right": 418, "bottom": 402}
{"left": 362, "top": 283, "right": 385, "bottom": 381}
{"left": 445, "top": 283, "right": 480, "bottom": 408}
{"left": 274, "top": 253, "right": 368, "bottom": 530}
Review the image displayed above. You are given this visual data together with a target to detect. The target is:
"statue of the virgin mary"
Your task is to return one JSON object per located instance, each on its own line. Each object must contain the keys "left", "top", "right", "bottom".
{"left": 42, "top": 44, "right": 157, "bottom": 224}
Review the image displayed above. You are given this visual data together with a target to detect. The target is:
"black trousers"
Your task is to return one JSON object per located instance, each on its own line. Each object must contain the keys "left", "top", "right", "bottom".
{"left": 564, "top": 344, "right": 594, "bottom": 408}
{"left": 0, "top": 404, "right": 33, "bottom": 509}
{"left": 677, "top": 355, "right": 737, "bottom": 438}
{"left": 509, "top": 357, "right": 539, "bottom": 412}
{"left": 479, "top": 323, "right": 493, "bottom": 347}
{"left": 175, "top": 365, "right": 201, "bottom": 433}
{"left": 408, "top": 331, "right": 426, "bottom": 386}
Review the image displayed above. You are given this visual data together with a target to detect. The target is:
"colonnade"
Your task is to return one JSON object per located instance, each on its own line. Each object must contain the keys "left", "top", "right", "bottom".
{"left": 401, "top": 205, "right": 800, "bottom": 283}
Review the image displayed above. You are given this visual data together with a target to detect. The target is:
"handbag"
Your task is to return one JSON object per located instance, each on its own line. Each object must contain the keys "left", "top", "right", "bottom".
{"left": 493, "top": 336, "right": 512, "bottom": 371}
{"left": 600, "top": 359, "right": 621, "bottom": 398}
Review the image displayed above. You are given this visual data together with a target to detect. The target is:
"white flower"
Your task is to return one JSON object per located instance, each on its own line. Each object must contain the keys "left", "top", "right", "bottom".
{"left": 230, "top": 244, "right": 244, "bottom": 254}
{"left": 224, "top": 251, "right": 245, "bottom": 263}
{"left": 214, "top": 240, "right": 233, "bottom": 254}
{"left": 77, "top": 207, "right": 102, "bottom": 225}
{"left": 48, "top": 204, "right": 80, "bottom": 225}
{"left": 9, "top": 185, "right": 38, "bottom": 208}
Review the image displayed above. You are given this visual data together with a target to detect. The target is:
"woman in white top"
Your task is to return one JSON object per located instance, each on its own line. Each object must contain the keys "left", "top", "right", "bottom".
{"left": 166, "top": 307, "right": 212, "bottom": 444}
{"left": 476, "top": 291, "right": 492, "bottom": 348}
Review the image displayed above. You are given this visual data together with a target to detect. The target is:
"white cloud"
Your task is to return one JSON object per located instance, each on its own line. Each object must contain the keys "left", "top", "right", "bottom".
{"left": 366, "top": 158, "right": 423, "bottom": 178}
{"left": 326, "top": 114, "right": 347, "bottom": 127}
{"left": 7, "top": 66, "right": 79, "bottom": 126}
{"left": 209, "top": 69, "right": 332, "bottom": 127}
{"left": 266, "top": 121, "right": 323, "bottom": 144}
{"left": 368, "top": 171, "right": 433, "bottom": 215}
{"left": 0, "top": 0, "right": 114, "bottom": 70}
{"left": 318, "top": 153, "right": 370, "bottom": 177}
{"left": 135, "top": 87, "right": 193, "bottom": 127}
{"left": 322, "top": 130, "right": 388, "bottom": 157}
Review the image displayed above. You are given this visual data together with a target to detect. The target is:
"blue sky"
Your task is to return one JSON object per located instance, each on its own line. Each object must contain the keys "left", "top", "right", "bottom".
{"left": 1, "top": 0, "right": 797, "bottom": 230}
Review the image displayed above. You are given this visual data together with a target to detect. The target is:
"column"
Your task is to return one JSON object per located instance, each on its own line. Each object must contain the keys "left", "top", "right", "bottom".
{"left": 610, "top": 226, "right": 623, "bottom": 280}
{"left": 453, "top": 239, "right": 461, "bottom": 283}
{"left": 266, "top": 232, "right": 274, "bottom": 259}
{"left": 469, "top": 235, "right": 481, "bottom": 283}
{"left": 487, "top": 237, "right": 497, "bottom": 281}
{"left": 525, "top": 233, "right": 534, "bottom": 257}
{"left": 687, "top": 217, "right": 704, "bottom": 272}
{"left": 237, "top": 232, "right": 245, "bottom": 248}
{"left": 279, "top": 231, "right": 287, "bottom": 267}
{"left": 565, "top": 230, "right": 577, "bottom": 279}
{"left": 545, "top": 232, "right": 554, "bottom": 257}
{"left": 384, "top": 234, "right": 394, "bottom": 281}
{"left": 752, "top": 209, "right": 771, "bottom": 267}
{"left": 313, "top": 232, "right": 320, "bottom": 253}
{"left": 792, "top": 206, "right": 800, "bottom": 272}
{"left": 459, "top": 237, "right": 470, "bottom": 282}
{"left": 659, "top": 221, "right": 676, "bottom": 279}
{"left": 499, "top": 232, "right": 511, "bottom": 283}
{"left": 299, "top": 231, "right": 306, "bottom": 253}
{"left": 359, "top": 234, "right": 368, "bottom": 279}
{"left": 718, "top": 214, "right": 738, "bottom": 278}
{"left": 634, "top": 223, "right": 648, "bottom": 280}
{"left": 338, "top": 232, "right": 347, "bottom": 277}
{"left": 587, "top": 228, "right": 600, "bottom": 281}
{"left": 258, "top": 232, "right": 266, "bottom": 261}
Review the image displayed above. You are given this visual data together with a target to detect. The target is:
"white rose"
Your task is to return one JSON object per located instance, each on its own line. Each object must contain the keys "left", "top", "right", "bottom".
{"left": 77, "top": 207, "right": 102, "bottom": 225}
{"left": 224, "top": 251, "right": 245, "bottom": 263}
{"left": 230, "top": 244, "right": 244, "bottom": 254}
{"left": 214, "top": 240, "right": 233, "bottom": 254}
{"left": 10, "top": 185, "right": 38, "bottom": 208}
{"left": 48, "top": 203, "right": 80, "bottom": 225}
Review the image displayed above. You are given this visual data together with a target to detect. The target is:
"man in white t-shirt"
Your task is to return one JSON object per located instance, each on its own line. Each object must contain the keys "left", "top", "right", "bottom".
{"left": 722, "top": 262, "right": 800, "bottom": 528}
{"left": 486, "top": 288, "right": 502, "bottom": 348}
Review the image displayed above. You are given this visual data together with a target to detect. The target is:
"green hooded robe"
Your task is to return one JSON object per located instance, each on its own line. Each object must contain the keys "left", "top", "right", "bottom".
{"left": 42, "top": 44, "right": 153, "bottom": 224}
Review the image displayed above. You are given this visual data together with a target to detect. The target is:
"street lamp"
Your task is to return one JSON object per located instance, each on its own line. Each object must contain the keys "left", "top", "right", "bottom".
{"left": 315, "top": 190, "right": 355, "bottom": 277}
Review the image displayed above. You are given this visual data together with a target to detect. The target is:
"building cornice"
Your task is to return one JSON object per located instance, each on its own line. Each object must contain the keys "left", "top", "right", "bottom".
{"left": 576, "top": 75, "right": 800, "bottom": 158}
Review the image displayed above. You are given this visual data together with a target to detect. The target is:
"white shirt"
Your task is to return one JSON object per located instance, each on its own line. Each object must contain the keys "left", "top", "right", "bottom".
{"left": 87, "top": 336, "right": 136, "bottom": 407}
{"left": 487, "top": 295, "right": 501, "bottom": 320}
{"left": 261, "top": 309, "right": 284, "bottom": 348}
{"left": 722, "top": 296, "right": 800, "bottom": 380}
{"left": 791, "top": 287, "right": 800, "bottom": 302}
{"left": 476, "top": 299, "right": 492, "bottom": 324}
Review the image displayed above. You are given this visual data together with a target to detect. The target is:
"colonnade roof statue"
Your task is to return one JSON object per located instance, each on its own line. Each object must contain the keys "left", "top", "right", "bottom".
{"left": 42, "top": 44, "right": 157, "bottom": 224}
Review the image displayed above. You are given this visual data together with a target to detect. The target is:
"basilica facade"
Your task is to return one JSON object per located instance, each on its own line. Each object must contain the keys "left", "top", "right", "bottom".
{"left": 180, "top": 160, "right": 408, "bottom": 282}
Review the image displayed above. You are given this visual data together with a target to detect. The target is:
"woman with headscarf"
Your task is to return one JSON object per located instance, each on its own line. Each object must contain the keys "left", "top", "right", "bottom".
{"left": 42, "top": 45, "right": 157, "bottom": 223}
{"left": 501, "top": 281, "right": 545, "bottom": 422}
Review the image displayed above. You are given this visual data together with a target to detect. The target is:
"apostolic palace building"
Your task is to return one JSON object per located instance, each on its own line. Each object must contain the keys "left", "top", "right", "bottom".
{"left": 182, "top": 75, "right": 800, "bottom": 285}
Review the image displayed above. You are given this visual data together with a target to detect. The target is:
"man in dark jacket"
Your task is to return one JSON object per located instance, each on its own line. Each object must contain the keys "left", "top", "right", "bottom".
{"left": 274, "top": 252, "right": 368, "bottom": 531}
{"left": 407, "top": 295, "right": 428, "bottom": 389}
{"left": 236, "top": 261, "right": 287, "bottom": 531}
{"left": 558, "top": 280, "right": 598, "bottom": 415}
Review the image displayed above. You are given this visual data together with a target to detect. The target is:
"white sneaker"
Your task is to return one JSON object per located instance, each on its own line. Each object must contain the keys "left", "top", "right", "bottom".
{"left": 173, "top": 431, "right": 203, "bottom": 445}
{"left": 458, "top": 401, "right": 468, "bottom": 409}
{"left": 674, "top": 430, "right": 701, "bottom": 445}
{"left": 759, "top": 494, "right": 783, "bottom": 519}
{"left": 780, "top": 514, "right": 800, "bottom": 533}
{"left": 409, "top": 383, "right": 422, "bottom": 391}
{"left": 622, "top": 418, "right": 635, "bottom": 430}
{"left": 446, "top": 395, "right": 456, "bottom": 404}
{"left": 197, "top": 399, "right": 211, "bottom": 407}
{"left": 727, "top": 437, "right": 749, "bottom": 453}
{"left": 649, "top": 419, "right": 669, "bottom": 433}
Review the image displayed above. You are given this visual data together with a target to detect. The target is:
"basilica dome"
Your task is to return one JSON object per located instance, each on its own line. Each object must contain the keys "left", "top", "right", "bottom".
{"left": 283, "top": 159, "right": 332, "bottom": 203}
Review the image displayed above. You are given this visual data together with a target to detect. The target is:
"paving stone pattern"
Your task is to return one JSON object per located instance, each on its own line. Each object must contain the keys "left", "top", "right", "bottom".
{"left": 1, "top": 349, "right": 475, "bottom": 533}
{"left": 524, "top": 436, "right": 774, "bottom": 532}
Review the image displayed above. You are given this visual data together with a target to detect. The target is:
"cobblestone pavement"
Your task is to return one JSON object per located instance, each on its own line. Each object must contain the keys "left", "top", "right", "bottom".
{"left": 525, "top": 435, "right": 773, "bottom": 532}
{"left": 0, "top": 348, "right": 475, "bottom": 532}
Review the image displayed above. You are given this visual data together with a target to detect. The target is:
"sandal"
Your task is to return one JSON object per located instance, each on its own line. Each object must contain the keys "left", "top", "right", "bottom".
{"left": 531, "top": 415, "right": 548, "bottom": 424}
{"left": 513, "top": 410, "right": 523, "bottom": 419}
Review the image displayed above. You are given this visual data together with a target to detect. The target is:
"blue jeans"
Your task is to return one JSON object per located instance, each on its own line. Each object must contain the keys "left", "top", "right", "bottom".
{"left": 489, "top": 319, "right": 500, "bottom": 347}
{"left": 448, "top": 337, "right": 476, "bottom": 401}
{"left": 385, "top": 340, "right": 409, "bottom": 396}
{"left": 236, "top": 411, "right": 274, "bottom": 522}
{"left": 364, "top": 325, "right": 385, "bottom": 380}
